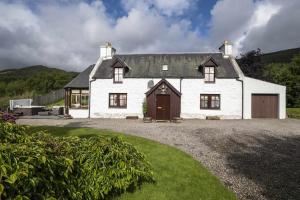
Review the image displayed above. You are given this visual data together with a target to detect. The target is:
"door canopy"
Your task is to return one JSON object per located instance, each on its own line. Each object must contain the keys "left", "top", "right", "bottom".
{"left": 145, "top": 79, "right": 181, "bottom": 97}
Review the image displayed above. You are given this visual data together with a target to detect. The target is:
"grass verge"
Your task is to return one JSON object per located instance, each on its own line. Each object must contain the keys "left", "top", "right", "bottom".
{"left": 287, "top": 108, "right": 300, "bottom": 119}
{"left": 28, "top": 126, "right": 237, "bottom": 200}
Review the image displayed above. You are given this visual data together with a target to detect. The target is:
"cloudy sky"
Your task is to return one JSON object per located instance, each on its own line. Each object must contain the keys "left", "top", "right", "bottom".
{"left": 0, "top": 0, "right": 300, "bottom": 71}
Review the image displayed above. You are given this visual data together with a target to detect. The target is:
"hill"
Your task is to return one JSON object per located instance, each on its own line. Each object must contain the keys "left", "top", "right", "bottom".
{"left": 0, "top": 65, "right": 78, "bottom": 109}
{"left": 0, "top": 65, "right": 78, "bottom": 83}
{"left": 260, "top": 47, "right": 300, "bottom": 65}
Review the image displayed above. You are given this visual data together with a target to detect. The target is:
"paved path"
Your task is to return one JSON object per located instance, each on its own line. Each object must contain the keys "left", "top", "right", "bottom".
{"left": 18, "top": 118, "right": 300, "bottom": 200}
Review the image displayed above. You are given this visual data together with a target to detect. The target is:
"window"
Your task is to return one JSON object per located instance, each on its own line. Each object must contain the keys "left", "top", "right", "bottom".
{"left": 109, "top": 93, "right": 127, "bottom": 108}
{"left": 200, "top": 94, "right": 220, "bottom": 109}
{"left": 162, "top": 65, "right": 168, "bottom": 71}
{"left": 114, "top": 67, "right": 123, "bottom": 83}
{"left": 70, "top": 89, "right": 89, "bottom": 109}
{"left": 204, "top": 66, "right": 215, "bottom": 83}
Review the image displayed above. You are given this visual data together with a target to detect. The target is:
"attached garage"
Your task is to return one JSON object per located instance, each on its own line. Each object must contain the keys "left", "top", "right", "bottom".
{"left": 243, "top": 77, "right": 286, "bottom": 119}
{"left": 251, "top": 94, "right": 279, "bottom": 118}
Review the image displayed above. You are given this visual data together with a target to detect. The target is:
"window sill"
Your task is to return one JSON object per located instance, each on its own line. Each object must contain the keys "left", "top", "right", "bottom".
{"left": 70, "top": 107, "right": 89, "bottom": 110}
{"left": 108, "top": 107, "right": 127, "bottom": 109}
{"left": 204, "top": 81, "right": 215, "bottom": 84}
{"left": 200, "top": 108, "right": 220, "bottom": 110}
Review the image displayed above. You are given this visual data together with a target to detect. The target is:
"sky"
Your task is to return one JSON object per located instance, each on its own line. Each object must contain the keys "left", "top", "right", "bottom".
{"left": 0, "top": 0, "right": 300, "bottom": 72}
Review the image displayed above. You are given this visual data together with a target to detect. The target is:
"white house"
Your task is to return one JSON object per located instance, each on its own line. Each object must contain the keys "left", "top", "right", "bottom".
{"left": 64, "top": 42, "right": 286, "bottom": 120}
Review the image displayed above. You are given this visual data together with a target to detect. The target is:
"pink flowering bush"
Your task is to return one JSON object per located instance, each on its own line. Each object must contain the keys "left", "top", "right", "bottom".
{"left": 0, "top": 112, "right": 16, "bottom": 123}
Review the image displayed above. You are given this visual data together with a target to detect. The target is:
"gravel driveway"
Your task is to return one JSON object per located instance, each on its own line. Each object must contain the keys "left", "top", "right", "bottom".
{"left": 17, "top": 118, "right": 300, "bottom": 200}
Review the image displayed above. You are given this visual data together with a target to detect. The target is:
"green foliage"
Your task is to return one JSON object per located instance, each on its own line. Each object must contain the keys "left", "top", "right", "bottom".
{"left": 0, "top": 123, "right": 154, "bottom": 199}
{"left": 142, "top": 99, "right": 148, "bottom": 115}
{"left": 260, "top": 47, "right": 300, "bottom": 65}
{"left": 238, "top": 48, "right": 264, "bottom": 79}
{"left": 29, "top": 126, "right": 238, "bottom": 200}
{"left": 263, "top": 53, "right": 300, "bottom": 107}
{"left": 287, "top": 108, "right": 300, "bottom": 119}
{"left": 0, "top": 65, "right": 78, "bottom": 98}
{"left": 46, "top": 99, "right": 65, "bottom": 108}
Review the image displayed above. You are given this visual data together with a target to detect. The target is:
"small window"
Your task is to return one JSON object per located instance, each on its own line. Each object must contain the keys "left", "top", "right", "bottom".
{"left": 200, "top": 94, "right": 220, "bottom": 109}
{"left": 70, "top": 89, "right": 89, "bottom": 109}
{"left": 109, "top": 93, "right": 127, "bottom": 108}
{"left": 114, "top": 67, "right": 123, "bottom": 83}
{"left": 162, "top": 65, "right": 168, "bottom": 71}
{"left": 204, "top": 66, "right": 215, "bottom": 83}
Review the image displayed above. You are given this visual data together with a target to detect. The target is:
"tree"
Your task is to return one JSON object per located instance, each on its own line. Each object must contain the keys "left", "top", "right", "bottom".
{"left": 263, "top": 53, "right": 300, "bottom": 107}
{"left": 238, "top": 48, "right": 263, "bottom": 78}
{"left": 0, "top": 82, "right": 6, "bottom": 97}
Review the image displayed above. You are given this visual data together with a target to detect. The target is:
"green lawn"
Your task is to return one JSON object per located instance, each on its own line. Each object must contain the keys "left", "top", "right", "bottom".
{"left": 287, "top": 108, "right": 300, "bottom": 119}
{"left": 28, "top": 126, "right": 237, "bottom": 200}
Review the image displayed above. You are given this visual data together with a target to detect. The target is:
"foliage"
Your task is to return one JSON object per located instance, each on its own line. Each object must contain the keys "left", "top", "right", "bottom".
{"left": 29, "top": 126, "right": 238, "bottom": 200}
{"left": 287, "top": 108, "right": 300, "bottom": 119}
{"left": 46, "top": 99, "right": 65, "bottom": 108}
{"left": 262, "top": 53, "right": 300, "bottom": 107}
{"left": 260, "top": 47, "right": 300, "bottom": 64}
{"left": 0, "top": 112, "right": 16, "bottom": 123}
{"left": 0, "top": 65, "right": 78, "bottom": 108}
{"left": 142, "top": 99, "right": 148, "bottom": 116}
{"left": 238, "top": 48, "right": 264, "bottom": 79}
{"left": 0, "top": 123, "right": 154, "bottom": 199}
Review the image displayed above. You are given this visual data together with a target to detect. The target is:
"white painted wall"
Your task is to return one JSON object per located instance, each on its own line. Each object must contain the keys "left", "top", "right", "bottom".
{"left": 89, "top": 78, "right": 242, "bottom": 119}
{"left": 181, "top": 79, "right": 242, "bottom": 119}
{"left": 69, "top": 109, "right": 89, "bottom": 118}
{"left": 243, "top": 77, "right": 286, "bottom": 119}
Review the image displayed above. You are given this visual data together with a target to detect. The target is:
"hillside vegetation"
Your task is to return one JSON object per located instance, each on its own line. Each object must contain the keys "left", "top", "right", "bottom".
{"left": 0, "top": 65, "right": 77, "bottom": 108}
{"left": 238, "top": 48, "right": 300, "bottom": 107}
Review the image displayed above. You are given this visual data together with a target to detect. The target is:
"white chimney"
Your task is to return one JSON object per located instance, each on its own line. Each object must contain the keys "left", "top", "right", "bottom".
{"left": 219, "top": 40, "right": 233, "bottom": 58}
{"left": 100, "top": 42, "right": 116, "bottom": 60}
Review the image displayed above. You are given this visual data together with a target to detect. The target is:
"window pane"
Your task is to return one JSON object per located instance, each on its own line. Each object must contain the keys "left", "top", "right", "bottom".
{"left": 72, "top": 90, "right": 80, "bottom": 93}
{"left": 114, "top": 68, "right": 123, "bottom": 82}
{"left": 205, "top": 67, "right": 210, "bottom": 73}
{"left": 210, "top": 67, "right": 214, "bottom": 73}
{"left": 71, "top": 94, "right": 80, "bottom": 108}
{"left": 109, "top": 93, "right": 127, "bottom": 107}
{"left": 205, "top": 74, "right": 209, "bottom": 81}
{"left": 210, "top": 74, "right": 214, "bottom": 81}
{"left": 81, "top": 90, "right": 89, "bottom": 94}
{"left": 81, "top": 95, "right": 89, "bottom": 107}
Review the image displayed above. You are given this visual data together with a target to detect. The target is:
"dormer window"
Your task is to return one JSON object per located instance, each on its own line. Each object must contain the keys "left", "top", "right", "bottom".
{"left": 114, "top": 67, "right": 123, "bottom": 83}
{"left": 204, "top": 66, "right": 215, "bottom": 83}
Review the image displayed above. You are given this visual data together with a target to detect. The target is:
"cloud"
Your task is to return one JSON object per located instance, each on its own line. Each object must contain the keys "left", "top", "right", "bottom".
{"left": 122, "top": 0, "right": 192, "bottom": 16}
{"left": 0, "top": 0, "right": 204, "bottom": 71}
{"left": 0, "top": 0, "right": 300, "bottom": 71}
{"left": 210, "top": 0, "right": 300, "bottom": 55}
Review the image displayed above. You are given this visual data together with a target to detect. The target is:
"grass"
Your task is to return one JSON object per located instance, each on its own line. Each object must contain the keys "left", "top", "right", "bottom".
{"left": 28, "top": 126, "right": 237, "bottom": 200}
{"left": 287, "top": 108, "right": 300, "bottom": 119}
{"left": 46, "top": 98, "right": 64, "bottom": 108}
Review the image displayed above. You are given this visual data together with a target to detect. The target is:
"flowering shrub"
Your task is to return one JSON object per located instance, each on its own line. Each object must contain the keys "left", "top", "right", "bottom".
{"left": 0, "top": 112, "right": 16, "bottom": 123}
{"left": 0, "top": 123, "right": 154, "bottom": 199}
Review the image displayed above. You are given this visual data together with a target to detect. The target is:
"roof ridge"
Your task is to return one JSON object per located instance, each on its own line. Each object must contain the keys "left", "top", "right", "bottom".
{"left": 115, "top": 52, "right": 221, "bottom": 56}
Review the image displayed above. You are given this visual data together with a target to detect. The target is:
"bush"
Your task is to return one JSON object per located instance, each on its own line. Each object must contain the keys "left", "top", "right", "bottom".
{"left": 0, "top": 123, "right": 154, "bottom": 199}
{"left": 0, "top": 112, "right": 16, "bottom": 123}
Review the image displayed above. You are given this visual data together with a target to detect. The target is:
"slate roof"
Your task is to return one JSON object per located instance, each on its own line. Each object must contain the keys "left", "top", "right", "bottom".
{"left": 64, "top": 65, "right": 94, "bottom": 89}
{"left": 93, "top": 53, "right": 238, "bottom": 79}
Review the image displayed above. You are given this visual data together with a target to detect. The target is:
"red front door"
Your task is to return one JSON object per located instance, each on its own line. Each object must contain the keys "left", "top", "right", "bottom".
{"left": 156, "top": 95, "right": 170, "bottom": 120}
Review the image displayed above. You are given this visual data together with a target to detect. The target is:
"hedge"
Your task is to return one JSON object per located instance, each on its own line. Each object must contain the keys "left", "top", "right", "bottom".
{"left": 0, "top": 122, "right": 154, "bottom": 199}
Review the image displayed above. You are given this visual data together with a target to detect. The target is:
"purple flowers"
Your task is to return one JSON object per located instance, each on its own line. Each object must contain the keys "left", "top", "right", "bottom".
{"left": 0, "top": 112, "right": 16, "bottom": 123}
